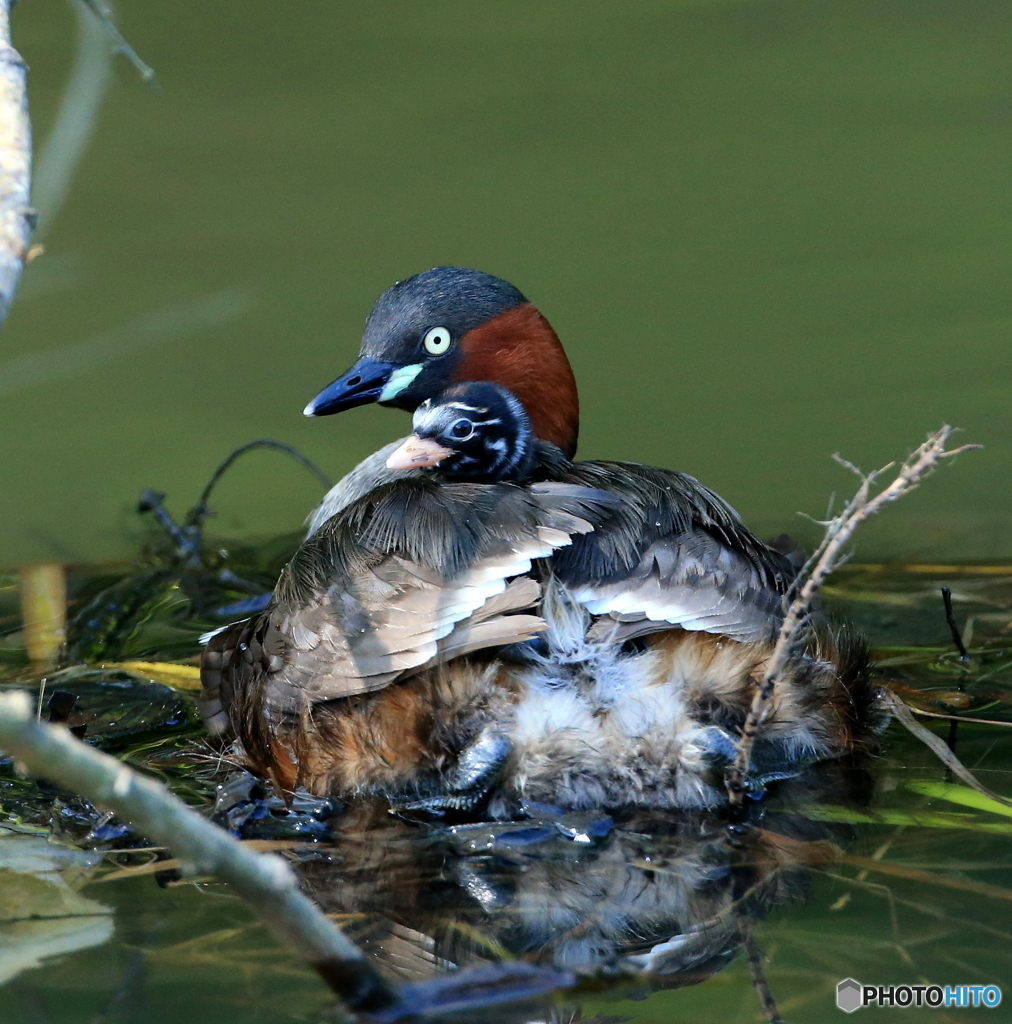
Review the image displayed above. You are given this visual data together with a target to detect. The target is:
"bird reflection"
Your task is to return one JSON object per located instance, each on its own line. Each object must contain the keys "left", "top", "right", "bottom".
{"left": 281, "top": 772, "right": 861, "bottom": 1020}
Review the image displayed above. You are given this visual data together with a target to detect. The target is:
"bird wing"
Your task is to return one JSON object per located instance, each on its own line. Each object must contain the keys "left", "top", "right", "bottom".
{"left": 578, "top": 530, "right": 786, "bottom": 643}
{"left": 200, "top": 479, "right": 615, "bottom": 731}
{"left": 541, "top": 461, "right": 796, "bottom": 644}
{"left": 304, "top": 440, "right": 414, "bottom": 537}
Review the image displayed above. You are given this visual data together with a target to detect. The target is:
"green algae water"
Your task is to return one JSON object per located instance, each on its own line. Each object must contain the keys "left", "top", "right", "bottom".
{"left": 3, "top": 0, "right": 1012, "bottom": 567}
{"left": 2, "top": 1, "right": 1012, "bottom": 1021}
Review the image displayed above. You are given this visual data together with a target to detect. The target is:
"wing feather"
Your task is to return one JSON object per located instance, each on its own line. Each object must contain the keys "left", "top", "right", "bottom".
{"left": 202, "top": 479, "right": 617, "bottom": 732}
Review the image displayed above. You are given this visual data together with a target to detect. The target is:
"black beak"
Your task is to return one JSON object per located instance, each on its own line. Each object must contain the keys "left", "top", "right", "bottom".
{"left": 303, "top": 357, "right": 397, "bottom": 417}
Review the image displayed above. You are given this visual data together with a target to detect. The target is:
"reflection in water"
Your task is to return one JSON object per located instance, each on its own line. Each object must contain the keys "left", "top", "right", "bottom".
{"left": 0, "top": 823, "right": 112, "bottom": 986}
{"left": 31, "top": 0, "right": 111, "bottom": 236}
{"left": 276, "top": 774, "right": 864, "bottom": 1020}
{"left": 2, "top": 564, "right": 1011, "bottom": 1021}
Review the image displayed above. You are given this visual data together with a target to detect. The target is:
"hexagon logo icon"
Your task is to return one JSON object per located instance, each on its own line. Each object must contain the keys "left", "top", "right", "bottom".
{"left": 837, "top": 978, "right": 863, "bottom": 1013}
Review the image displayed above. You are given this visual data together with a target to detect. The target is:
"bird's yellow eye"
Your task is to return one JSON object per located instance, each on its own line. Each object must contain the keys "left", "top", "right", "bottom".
{"left": 423, "top": 326, "right": 452, "bottom": 355}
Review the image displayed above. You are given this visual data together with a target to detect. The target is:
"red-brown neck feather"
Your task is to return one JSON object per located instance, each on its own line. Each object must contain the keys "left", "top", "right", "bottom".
{"left": 451, "top": 303, "right": 580, "bottom": 458}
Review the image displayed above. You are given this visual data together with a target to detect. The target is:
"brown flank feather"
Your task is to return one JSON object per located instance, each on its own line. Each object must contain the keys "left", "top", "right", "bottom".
{"left": 211, "top": 623, "right": 879, "bottom": 807}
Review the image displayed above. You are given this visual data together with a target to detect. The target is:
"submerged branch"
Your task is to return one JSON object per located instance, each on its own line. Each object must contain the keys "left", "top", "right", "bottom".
{"left": 0, "top": 690, "right": 402, "bottom": 1019}
{"left": 726, "top": 426, "right": 979, "bottom": 810}
{"left": 882, "top": 689, "right": 1012, "bottom": 811}
{"left": 740, "top": 927, "right": 785, "bottom": 1024}
{"left": 0, "top": 0, "right": 33, "bottom": 329}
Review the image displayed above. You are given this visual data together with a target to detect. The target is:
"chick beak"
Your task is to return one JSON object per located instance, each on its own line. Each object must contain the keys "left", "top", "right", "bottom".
{"left": 386, "top": 435, "right": 453, "bottom": 470}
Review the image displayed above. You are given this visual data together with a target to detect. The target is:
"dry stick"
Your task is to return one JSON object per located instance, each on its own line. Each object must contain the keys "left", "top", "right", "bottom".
{"left": 0, "top": 0, "right": 33, "bottom": 329}
{"left": 0, "top": 691, "right": 403, "bottom": 1020}
{"left": 726, "top": 426, "right": 979, "bottom": 810}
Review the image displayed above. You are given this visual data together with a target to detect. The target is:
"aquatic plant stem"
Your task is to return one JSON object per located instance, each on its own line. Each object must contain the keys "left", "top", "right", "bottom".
{"left": 0, "top": 0, "right": 33, "bottom": 328}
{"left": 0, "top": 690, "right": 402, "bottom": 1019}
{"left": 882, "top": 689, "right": 1012, "bottom": 810}
{"left": 740, "top": 927, "right": 784, "bottom": 1024}
{"left": 726, "top": 426, "right": 979, "bottom": 811}
{"left": 940, "top": 585, "right": 970, "bottom": 758}
{"left": 20, "top": 562, "right": 67, "bottom": 668}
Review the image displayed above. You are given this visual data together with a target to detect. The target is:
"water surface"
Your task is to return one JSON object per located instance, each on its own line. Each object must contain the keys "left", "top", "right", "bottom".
{"left": 3, "top": 0, "right": 1011, "bottom": 566}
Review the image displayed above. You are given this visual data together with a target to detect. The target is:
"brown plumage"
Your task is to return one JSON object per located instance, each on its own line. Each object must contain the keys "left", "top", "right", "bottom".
{"left": 200, "top": 475, "right": 615, "bottom": 795}
{"left": 452, "top": 303, "right": 579, "bottom": 458}
{"left": 207, "top": 611, "right": 879, "bottom": 810}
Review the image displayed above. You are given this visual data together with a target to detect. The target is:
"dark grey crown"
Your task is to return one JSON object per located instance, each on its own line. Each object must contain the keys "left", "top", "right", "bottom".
{"left": 361, "top": 268, "right": 527, "bottom": 361}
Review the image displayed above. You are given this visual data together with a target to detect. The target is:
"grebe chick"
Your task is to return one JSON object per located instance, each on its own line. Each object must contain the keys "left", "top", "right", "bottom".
{"left": 386, "top": 381, "right": 540, "bottom": 483}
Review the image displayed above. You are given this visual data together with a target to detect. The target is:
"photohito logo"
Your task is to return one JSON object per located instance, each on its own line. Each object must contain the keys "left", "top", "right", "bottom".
{"left": 837, "top": 979, "right": 1002, "bottom": 1012}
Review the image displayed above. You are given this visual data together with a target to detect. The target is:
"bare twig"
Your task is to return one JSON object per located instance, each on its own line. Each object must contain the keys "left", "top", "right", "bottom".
{"left": 726, "top": 426, "right": 979, "bottom": 810}
{"left": 0, "top": 690, "right": 402, "bottom": 1019}
{"left": 0, "top": 0, "right": 33, "bottom": 328}
{"left": 79, "top": 0, "right": 158, "bottom": 89}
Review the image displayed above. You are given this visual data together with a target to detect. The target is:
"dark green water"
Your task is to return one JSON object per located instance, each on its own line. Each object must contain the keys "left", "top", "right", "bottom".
{"left": 3, "top": 0, "right": 1012, "bottom": 566}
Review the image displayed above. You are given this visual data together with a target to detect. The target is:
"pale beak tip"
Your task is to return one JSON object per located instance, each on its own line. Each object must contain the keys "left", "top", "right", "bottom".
{"left": 386, "top": 436, "right": 453, "bottom": 470}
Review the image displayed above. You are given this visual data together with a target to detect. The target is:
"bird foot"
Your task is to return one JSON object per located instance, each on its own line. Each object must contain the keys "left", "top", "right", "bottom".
{"left": 395, "top": 727, "right": 514, "bottom": 814}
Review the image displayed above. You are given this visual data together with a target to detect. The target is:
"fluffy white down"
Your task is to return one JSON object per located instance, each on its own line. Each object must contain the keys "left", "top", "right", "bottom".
{"left": 493, "top": 580, "right": 846, "bottom": 810}
{"left": 504, "top": 588, "right": 730, "bottom": 810}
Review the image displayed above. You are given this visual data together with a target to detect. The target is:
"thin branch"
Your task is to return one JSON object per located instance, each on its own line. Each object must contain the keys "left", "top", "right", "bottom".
{"left": 900, "top": 704, "right": 1012, "bottom": 729}
{"left": 0, "top": 690, "right": 402, "bottom": 1019}
{"left": 0, "top": 0, "right": 34, "bottom": 329}
{"left": 726, "top": 426, "right": 980, "bottom": 810}
{"left": 79, "top": 0, "right": 158, "bottom": 89}
{"left": 188, "top": 439, "right": 333, "bottom": 531}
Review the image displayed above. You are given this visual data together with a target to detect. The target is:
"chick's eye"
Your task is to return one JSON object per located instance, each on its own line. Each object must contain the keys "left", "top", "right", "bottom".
{"left": 422, "top": 326, "right": 452, "bottom": 355}
{"left": 449, "top": 419, "right": 473, "bottom": 440}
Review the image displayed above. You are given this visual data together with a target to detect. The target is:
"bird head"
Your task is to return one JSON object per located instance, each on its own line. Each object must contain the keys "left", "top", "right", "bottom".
{"left": 385, "top": 381, "right": 536, "bottom": 483}
{"left": 303, "top": 267, "right": 579, "bottom": 458}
